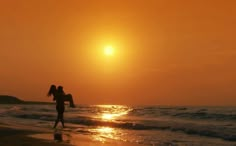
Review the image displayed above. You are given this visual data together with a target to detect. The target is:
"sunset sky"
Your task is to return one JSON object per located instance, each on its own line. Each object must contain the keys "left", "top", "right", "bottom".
{"left": 0, "top": 0, "right": 236, "bottom": 105}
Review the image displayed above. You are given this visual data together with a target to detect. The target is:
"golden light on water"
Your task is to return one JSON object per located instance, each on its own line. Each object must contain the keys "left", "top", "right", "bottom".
{"left": 90, "top": 127, "right": 118, "bottom": 143}
{"left": 88, "top": 105, "right": 133, "bottom": 143}
{"left": 102, "top": 113, "right": 114, "bottom": 120}
{"left": 101, "top": 112, "right": 129, "bottom": 121}
{"left": 97, "top": 105, "right": 133, "bottom": 121}
{"left": 97, "top": 127, "right": 114, "bottom": 134}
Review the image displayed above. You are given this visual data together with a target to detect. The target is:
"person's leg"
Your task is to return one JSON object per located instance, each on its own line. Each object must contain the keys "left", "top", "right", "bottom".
{"left": 58, "top": 107, "right": 65, "bottom": 128}
{"left": 53, "top": 113, "right": 60, "bottom": 128}
{"left": 53, "top": 120, "right": 59, "bottom": 128}
{"left": 61, "top": 113, "right": 65, "bottom": 128}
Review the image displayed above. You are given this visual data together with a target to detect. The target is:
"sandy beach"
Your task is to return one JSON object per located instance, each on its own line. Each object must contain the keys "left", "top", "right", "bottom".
{"left": 0, "top": 123, "right": 141, "bottom": 146}
{"left": 0, "top": 126, "right": 67, "bottom": 146}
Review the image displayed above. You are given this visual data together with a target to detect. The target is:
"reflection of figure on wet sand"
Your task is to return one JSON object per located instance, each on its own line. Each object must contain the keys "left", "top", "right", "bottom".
{"left": 54, "top": 129, "right": 63, "bottom": 141}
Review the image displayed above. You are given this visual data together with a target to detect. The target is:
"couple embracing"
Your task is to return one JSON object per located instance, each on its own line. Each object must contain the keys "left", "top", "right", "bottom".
{"left": 47, "top": 85, "right": 75, "bottom": 128}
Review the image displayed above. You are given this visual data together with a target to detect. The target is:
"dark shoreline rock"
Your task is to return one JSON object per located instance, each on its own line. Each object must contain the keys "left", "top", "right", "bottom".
{"left": 0, "top": 95, "right": 53, "bottom": 105}
{"left": 0, "top": 95, "right": 24, "bottom": 104}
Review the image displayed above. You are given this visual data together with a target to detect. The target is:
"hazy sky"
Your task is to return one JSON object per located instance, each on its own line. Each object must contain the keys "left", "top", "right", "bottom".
{"left": 0, "top": 0, "right": 236, "bottom": 105}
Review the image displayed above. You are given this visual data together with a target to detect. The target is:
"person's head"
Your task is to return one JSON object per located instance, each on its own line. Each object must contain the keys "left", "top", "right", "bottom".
{"left": 47, "top": 84, "right": 57, "bottom": 96}
{"left": 57, "top": 86, "right": 64, "bottom": 94}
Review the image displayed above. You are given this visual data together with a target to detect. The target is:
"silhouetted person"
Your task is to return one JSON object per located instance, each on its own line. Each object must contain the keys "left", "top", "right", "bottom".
{"left": 60, "top": 87, "right": 75, "bottom": 108}
{"left": 47, "top": 85, "right": 65, "bottom": 128}
{"left": 53, "top": 86, "right": 65, "bottom": 128}
{"left": 47, "top": 84, "right": 57, "bottom": 101}
{"left": 66, "top": 94, "right": 75, "bottom": 107}
{"left": 48, "top": 84, "right": 75, "bottom": 108}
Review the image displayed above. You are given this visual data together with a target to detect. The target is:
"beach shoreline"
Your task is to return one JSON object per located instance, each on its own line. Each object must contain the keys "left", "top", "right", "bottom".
{"left": 0, "top": 125, "right": 69, "bottom": 146}
{"left": 0, "top": 123, "right": 142, "bottom": 146}
{"left": 1, "top": 104, "right": 235, "bottom": 145}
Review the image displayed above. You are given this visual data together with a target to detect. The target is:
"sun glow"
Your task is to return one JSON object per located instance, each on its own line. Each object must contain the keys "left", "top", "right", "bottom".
{"left": 104, "top": 46, "right": 114, "bottom": 56}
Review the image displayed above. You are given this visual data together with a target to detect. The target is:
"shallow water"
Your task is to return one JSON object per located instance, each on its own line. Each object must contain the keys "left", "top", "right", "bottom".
{"left": 0, "top": 104, "right": 236, "bottom": 145}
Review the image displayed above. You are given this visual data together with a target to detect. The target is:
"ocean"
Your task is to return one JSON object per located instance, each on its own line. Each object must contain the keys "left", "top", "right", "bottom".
{"left": 0, "top": 104, "right": 236, "bottom": 146}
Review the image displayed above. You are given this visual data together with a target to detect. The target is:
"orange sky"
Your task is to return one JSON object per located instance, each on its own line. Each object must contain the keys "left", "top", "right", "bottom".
{"left": 0, "top": 0, "right": 236, "bottom": 105}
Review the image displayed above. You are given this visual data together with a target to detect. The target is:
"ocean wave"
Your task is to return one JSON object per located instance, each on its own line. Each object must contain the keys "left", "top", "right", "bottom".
{"left": 15, "top": 113, "right": 55, "bottom": 121}
{"left": 11, "top": 112, "right": 236, "bottom": 141}
{"left": 69, "top": 118, "right": 236, "bottom": 141}
{"left": 173, "top": 112, "right": 236, "bottom": 121}
{"left": 130, "top": 107, "right": 236, "bottom": 121}
{"left": 2, "top": 105, "right": 236, "bottom": 142}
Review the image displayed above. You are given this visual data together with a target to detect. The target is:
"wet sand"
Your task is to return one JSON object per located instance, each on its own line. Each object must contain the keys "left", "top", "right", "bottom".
{"left": 0, "top": 124, "right": 141, "bottom": 146}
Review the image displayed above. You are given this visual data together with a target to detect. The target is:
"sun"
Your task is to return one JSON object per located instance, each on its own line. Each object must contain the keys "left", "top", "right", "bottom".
{"left": 104, "top": 46, "right": 114, "bottom": 56}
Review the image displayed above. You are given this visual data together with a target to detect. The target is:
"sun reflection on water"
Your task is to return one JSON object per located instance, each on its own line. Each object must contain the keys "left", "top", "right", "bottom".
{"left": 96, "top": 105, "right": 132, "bottom": 121}
{"left": 102, "top": 113, "right": 114, "bottom": 120}
{"left": 89, "top": 126, "right": 123, "bottom": 143}
{"left": 89, "top": 105, "right": 132, "bottom": 143}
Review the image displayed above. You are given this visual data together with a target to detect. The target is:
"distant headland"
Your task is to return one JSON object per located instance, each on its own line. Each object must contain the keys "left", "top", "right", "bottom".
{"left": 0, "top": 95, "right": 53, "bottom": 105}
